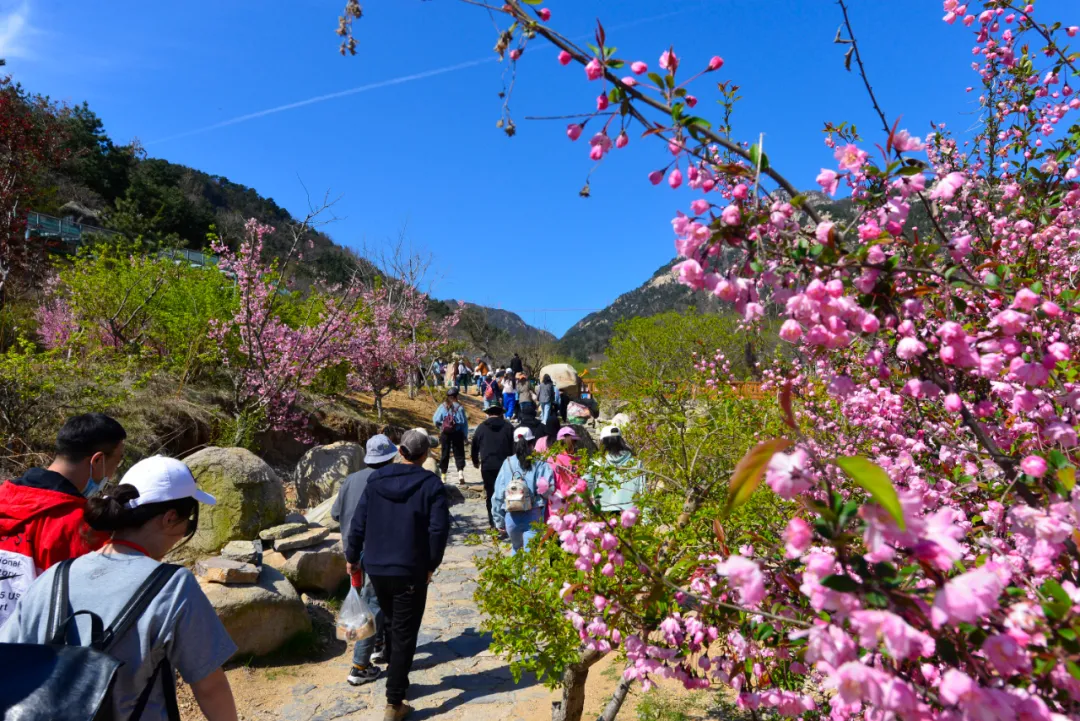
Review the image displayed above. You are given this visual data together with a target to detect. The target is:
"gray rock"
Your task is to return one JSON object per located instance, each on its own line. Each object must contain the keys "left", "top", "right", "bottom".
{"left": 259, "top": 523, "right": 308, "bottom": 542}
{"left": 274, "top": 526, "right": 329, "bottom": 552}
{"left": 220, "top": 539, "right": 263, "bottom": 565}
{"left": 262, "top": 549, "right": 288, "bottom": 571}
{"left": 284, "top": 512, "right": 307, "bottom": 524}
{"left": 294, "top": 441, "right": 364, "bottom": 507}
{"left": 184, "top": 447, "right": 287, "bottom": 554}
{"left": 198, "top": 566, "right": 311, "bottom": 658}
{"left": 281, "top": 537, "right": 346, "bottom": 593}
{"left": 194, "top": 557, "right": 259, "bottom": 584}
{"left": 303, "top": 497, "right": 339, "bottom": 531}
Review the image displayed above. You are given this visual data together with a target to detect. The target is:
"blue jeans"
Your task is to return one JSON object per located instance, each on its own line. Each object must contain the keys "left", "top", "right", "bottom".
{"left": 506, "top": 506, "right": 544, "bottom": 554}
{"left": 503, "top": 392, "right": 517, "bottom": 419}
{"left": 351, "top": 576, "right": 384, "bottom": 666}
{"left": 541, "top": 402, "right": 553, "bottom": 424}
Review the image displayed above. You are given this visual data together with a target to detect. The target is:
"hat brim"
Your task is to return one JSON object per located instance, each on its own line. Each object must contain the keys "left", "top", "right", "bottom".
{"left": 192, "top": 488, "right": 217, "bottom": 506}
{"left": 484, "top": 406, "right": 505, "bottom": 415}
{"left": 365, "top": 450, "right": 398, "bottom": 464}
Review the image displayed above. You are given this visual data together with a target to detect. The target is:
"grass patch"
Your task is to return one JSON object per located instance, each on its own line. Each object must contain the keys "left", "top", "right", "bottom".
{"left": 636, "top": 687, "right": 709, "bottom": 721}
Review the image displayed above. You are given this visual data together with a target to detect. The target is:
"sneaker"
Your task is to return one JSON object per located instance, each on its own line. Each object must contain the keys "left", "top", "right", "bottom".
{"left": 457, "top": 470, "right": 466, "bottom": 485}
{"left": 371, "top": 644, "right": 387, "bottom": 665}
{"left": 383, "top": 703, "right": 413, "bottom": 721}
{"left": 441, "top": 473, "right": 448, "bottom": 483}
{"left": 347, "top": 664, "right": 380, "bottom": 686}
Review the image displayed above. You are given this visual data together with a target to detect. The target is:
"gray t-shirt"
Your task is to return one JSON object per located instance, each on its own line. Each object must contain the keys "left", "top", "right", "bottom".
{"left": 332, "top": 467, "right": 374, "bottom": 559}
{"left": 0, "top": 550, "right": 237, "bottom": 720}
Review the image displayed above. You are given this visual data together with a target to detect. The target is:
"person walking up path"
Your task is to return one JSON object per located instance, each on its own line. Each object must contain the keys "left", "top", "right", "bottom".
{"left": 332, "top": 435, "right": 399, "bottom": 686}
{"left": 492, "top": 426, "right": 553, "bottom": 553}
{"left": 537, "top": 375, "right": 556, "bottom": 425}
{"left": 432, "top": 388, "right": 469, "bottom": 485}
{"left": 346, "top": 431, "right": 450, "bottom": 721}
{"left": 469, "top": 405, "right": 514, "bottom": 529}
{"left": 500, "top": 374, "right": 517, "bottom": 422}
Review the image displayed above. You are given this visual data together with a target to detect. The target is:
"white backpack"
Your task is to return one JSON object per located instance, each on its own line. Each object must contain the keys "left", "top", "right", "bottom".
{"left": 505, "top": 470, "right": 532, "bottom": 513}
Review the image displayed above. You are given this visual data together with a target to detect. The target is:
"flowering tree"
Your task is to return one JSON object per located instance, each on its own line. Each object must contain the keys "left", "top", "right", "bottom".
{"left": 346, "top": 283, "right": 459, "bottom": 419}
{"left": 352, "top": 2, "right": 1080, "bottom": 719}
{"left": 212, "top": 216, "right": 361, "bottom": 445}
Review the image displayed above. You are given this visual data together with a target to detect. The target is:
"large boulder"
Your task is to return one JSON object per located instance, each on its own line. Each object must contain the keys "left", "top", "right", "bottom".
{"left": 294, "top": 441, "right": 364, "bottom": 507}
{"left": 281, "top": 535, "right": 347, "bottom": 593}
{"left": 198, "top": 566, "right": 311, "bottom": 658}
{"left": 185, "top": 447, "right": 286, "bottom": 554}
{"left": 303, "top": 497, "right": 339, "bottom": 531}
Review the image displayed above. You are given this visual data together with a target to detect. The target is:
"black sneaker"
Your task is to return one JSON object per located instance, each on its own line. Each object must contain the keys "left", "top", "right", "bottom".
{"left": 347, "top": 663, "right": 380, "bottom": 686}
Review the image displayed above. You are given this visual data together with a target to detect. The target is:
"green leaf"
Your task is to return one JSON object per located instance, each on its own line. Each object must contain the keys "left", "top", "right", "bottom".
{"left": 727, "top": 438, "right": 792, "bottom": 510}
{"left": 835, "top": 456, "right": 906, "bottom": 531}
{"left": 985, "top": 273, "right": 1000, "bottom": 288}
{"left": 820, "top": 574, "right": 860, "bottom": 592}
{"left": 1043, "top": 578, "right": 1072, "bottom": 606}
{"left": 748, "top": 143, "right": 770, "bottom": 172}
{"left": 647, "top": 72, "right": 664, "bottom": 87}
{"left": 1068, "top": 661, "right": 1080, "bottom": 682}
{"left": 1031, "top": 280, "right": 1044, "bottom": 294}
{"left": 1058, "top": 466, "right": 1076, "bottom": 491}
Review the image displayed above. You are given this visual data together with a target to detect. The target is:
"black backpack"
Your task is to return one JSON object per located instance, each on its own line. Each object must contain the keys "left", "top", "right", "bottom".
{"left": 0, "top": 558, "right": 183, "bottom": 721}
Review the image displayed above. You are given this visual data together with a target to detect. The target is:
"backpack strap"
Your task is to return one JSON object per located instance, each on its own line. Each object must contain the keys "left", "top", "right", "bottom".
{"left": 45, "top": 558, "right": 74, "bottom": 645}
{"left": 102, "top": 563, "right": 183, "bottom": 653}
{"left": 127, "top": 657, "right": 180, "bottom": 721}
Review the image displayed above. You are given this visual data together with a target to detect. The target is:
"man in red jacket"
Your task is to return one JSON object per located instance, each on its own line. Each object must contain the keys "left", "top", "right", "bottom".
{"left": 0, "top": 413, "right": 126, "bottom": 627}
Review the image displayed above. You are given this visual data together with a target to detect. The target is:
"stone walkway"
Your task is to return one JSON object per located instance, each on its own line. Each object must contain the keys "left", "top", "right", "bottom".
{"left": 269, "top": 469, "right": 550, "bottom": 721}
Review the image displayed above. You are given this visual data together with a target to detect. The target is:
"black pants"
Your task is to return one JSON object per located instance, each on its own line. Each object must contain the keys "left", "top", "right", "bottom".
{"left": 481, "top": 466, "right": 500, "bottom": 528}
{"left": 369, "top": 574, "right": 430, "bottom": 706}
{"left": 439, "top": 430, "right": 466, "bottom": 473}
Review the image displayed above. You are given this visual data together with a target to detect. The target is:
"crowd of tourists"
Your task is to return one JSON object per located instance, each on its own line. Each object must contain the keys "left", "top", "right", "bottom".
{"left": 0, "top": 352, "right": 645, "bottom": 721}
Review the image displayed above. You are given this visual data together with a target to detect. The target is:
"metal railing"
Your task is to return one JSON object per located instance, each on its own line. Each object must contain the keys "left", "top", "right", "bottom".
{"left": 26, "top": 211, "right": 122, "bottom": 254}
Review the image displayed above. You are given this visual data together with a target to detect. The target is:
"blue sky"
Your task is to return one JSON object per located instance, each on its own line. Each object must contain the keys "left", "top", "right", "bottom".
{"left": 3, "top": 0, "right": 1075, "bottom": 336}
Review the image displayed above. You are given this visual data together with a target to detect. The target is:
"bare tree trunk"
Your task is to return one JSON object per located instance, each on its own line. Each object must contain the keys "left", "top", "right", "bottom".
{"left": 551, "top": 650, "right": 603, "bottom": 721}
{"left": 375, "top": 392, "right": 384, "bottom": 420}
{"left": 596, "top": 676, "right": 634, "bottom": 721}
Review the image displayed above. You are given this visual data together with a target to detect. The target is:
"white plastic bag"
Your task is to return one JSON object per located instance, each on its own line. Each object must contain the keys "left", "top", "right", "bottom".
{"left": 336, "top": 586, "right": 376, "bottom": 642}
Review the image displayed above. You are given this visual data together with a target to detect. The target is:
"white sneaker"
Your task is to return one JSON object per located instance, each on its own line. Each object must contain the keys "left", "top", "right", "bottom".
{"left": 441, "top": 473, "right": 448, "bottom": 483}
{"left": 457, "top": 470, "right": 466, "bottom": 484}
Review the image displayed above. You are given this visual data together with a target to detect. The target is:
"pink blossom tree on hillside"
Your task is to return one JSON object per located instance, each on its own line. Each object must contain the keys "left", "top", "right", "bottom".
{"left": 212, "top": 215, "right": 361, "bottom": 445}
{"left": 345, "top": 284, "right": 459, "bottom": 419}
{"left": 347, "top": 2, "right": 1080, "bottom": 720}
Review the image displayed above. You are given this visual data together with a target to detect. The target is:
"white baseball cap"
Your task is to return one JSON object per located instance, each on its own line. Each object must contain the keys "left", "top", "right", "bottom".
{"left": 513, "top": 426, "right": 535, "bottom": 442}
{"left": 121, "top": 455, "right": 217, "bottom": 509}
{"left": 600, "top": 425, "right": 621, "bottom": 440}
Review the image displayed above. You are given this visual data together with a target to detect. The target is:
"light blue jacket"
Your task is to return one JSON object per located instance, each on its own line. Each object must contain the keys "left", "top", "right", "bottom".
{"left": 492, "top": 456, "right": 554, "bottom": 531}
{"left": 432, "top": 402, "right": 469, "bottom": 435}
{"left": 587, "top": 451, "right": 645, "bottom": 512}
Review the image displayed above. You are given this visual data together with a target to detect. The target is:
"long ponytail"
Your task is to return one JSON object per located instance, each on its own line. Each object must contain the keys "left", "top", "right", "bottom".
{"left": 514, "top": 437, "right": 533, "bottom": 471}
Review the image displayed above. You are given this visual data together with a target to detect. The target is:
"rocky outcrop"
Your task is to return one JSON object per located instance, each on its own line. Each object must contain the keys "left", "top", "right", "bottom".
{"left": 274, "top": 527, "right": 329, "bottom": 552}
{"left": 184, "top": 447, "right": 286, "bottom": 554}
{"left": 195, "top": 558, "right": 260, "bottom": 584}
{"left": 294, "top": 441, "right": 364, "bottom": 507}
{"left": 303, "top": 497, "right": 339, "bottom": 531}
{"left": 281, "top": 536, "right": 347, "bottom": 593}
{"left": 198, "top": 566, "right": 311, "bottom": 658}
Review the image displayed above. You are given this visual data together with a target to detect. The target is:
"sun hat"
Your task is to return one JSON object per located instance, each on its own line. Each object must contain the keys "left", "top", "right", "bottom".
{"left": 123, "top": 456, "right": 217, "bottom": 509}
{"left": 600, "top": 425, "right": 621, "bottom": 440}
{"left": 364, "top": 434, "right": 397, "bottom": 464}
{"left": 513, "top": 426, "right": 535, "bottom": 442}
{"left": 557, "top": 426, "right": 579, "bottom": 441}
{"left": 399, "top": 429, "right": 432, "bottom": 460}
{"left": 484, "top": 404, "right": 505, "bottom": 416}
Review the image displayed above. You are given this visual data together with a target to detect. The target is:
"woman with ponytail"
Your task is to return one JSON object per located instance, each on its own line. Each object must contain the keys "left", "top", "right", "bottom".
{"left": 0, "top": 455, "right": 238, "bottom": 721}
{"left": 491, "top": 427, "right": 554, "bottom": 553}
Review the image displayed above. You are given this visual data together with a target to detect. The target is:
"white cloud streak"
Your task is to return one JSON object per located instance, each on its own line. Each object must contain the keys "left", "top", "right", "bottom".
{"left": 146, "top": 56, "right": 497, "bottom": 145}
{"left": 148, "top": 7, "right": 695, "bottom": 146}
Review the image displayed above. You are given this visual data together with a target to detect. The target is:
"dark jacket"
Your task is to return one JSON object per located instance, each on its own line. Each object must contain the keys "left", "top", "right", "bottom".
{"left": 509, "top": 356, "right": 524, "bottom": 375}
{"left": 517, "top": 409, "right": 546, "bottom": 440}
{"left": 471, "top": 416, "right": 515, "bottom": 471}
{"left": 346, "top": 463, "right": 450, "bottom": 577}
